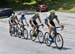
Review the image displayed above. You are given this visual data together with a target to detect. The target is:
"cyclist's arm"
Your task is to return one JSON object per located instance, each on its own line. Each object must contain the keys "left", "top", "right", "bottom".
{"left": 15, "top": 16, "right": 19, "bottom": 24}
{"left": 55, "top": 16, "right": 64, "bottom": 29}
{"left": 38, "top": 16, "right": 42, "bottom": 23}
{"left": 8, "top": 16, "right": 12, "bottom": 24}
{"left": 55, "top": 16, "right": 61, "bottom": 25}
{"left": 47, "top": 17, "right": 50, "bottom": 25}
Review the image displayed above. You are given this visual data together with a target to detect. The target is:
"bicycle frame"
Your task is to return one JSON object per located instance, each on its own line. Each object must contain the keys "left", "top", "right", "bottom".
{"left": 53, "top": 27, "right": 61, "bottom": 37}
{"left": 34, "top": 25, "right": 42, "bottom": 36}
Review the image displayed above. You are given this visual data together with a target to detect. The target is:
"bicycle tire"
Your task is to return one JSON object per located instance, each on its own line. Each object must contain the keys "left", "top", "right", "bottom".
{"left": 23, "top": 29, "right": 28, "bottom": 39}
{"left": 55, "top": 33, "right": 64, "bottom": 49}
{"left": 38, "top": 30, "right": 44, "bottom": 43}
{"left": 30, "top": 30, "right": 36, "bottom": 41}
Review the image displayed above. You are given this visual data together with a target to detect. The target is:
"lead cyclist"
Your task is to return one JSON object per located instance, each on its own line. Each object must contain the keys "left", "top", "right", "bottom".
{"left": 45, "top": 10, "right": 64, "bottom": 41}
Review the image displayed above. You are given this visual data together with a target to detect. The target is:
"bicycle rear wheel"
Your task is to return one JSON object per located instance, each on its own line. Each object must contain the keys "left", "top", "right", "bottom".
{"left": 55, "top": 33, "right": 64, "bottom": 49}
{"left": 44, "top": 32, "right": 52, "bottom": 46}
{"left": 30, "top": 30, "right": 36, "bottom": 41}
{"left": 10, "top": 27, "right": 15, "bottom": 36}
{"left": 23, "top": 29, "right": 28, "bottom": 39}
{"left": 38, "top": 30, "right": 43, "bottom": 43}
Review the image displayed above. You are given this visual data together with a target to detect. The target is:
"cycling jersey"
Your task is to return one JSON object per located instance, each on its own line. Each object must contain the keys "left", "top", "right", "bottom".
{"left": 19, "top": 15, "right": 28, "bottom": 26}
{"left": 45, "top": 15, "right": 57, "bottom": 26}
{"left": 30, "top": 15, "right": 40, "bottom": 25}
{"left": 48, "top": 15, "right": 57, "bottom": 21}
{"left": 9, "top": 15, "right": 16, "bottom": 24}
{"left": 20, "top": 16, "right": 26, "bottom": 21}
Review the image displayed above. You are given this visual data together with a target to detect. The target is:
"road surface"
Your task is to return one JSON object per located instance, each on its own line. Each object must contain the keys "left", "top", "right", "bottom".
{"left": 0, "top": 12, "right": 75, "bottom": 54}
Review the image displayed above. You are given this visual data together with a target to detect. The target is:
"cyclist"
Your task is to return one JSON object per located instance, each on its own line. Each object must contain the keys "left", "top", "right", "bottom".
{"left": 9, "top": 12, "right": 19, "bottom": 34}
{"left": 29, "top": 12, "right": 43, "bottom": 36}
{"left": 19, "top": 14, "right": 28, "bottom": 28}
{"left": 45, "top": 10, "right": 64, "bottom": 41}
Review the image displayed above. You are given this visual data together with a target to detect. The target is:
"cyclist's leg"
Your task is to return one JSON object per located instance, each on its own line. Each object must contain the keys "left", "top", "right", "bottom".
{"left": 50, "top": 21, "right": 56, "bottom": 36}
{"left": 30, "top": 20, "right": 35, "bottom": 32}
{"left": 9, "top": 20, "right": 13, "bottom": 33}
{"left": 30, "top": 20, "right": 37, "bottom": 36}
{"left": 9, "top": 24, "right": 12, "bottom": 33}
{"left": 47, "top": 22, "right": 52, "bottom": 35}
{"left": 50, "top": 21, "right": 56, "bottom": 33}
{"left": 18, "top": 21, "right": 24, "bottom": 35}
{"left": 47, "top": 24, "right": 53, "bottom": 38}
{"left": 46, "top": 20, "right": 56, "bottom": 42}
{"left": 20, "top": 21, "right": 24, "bottom": 28}
{"left": 33, "top": 20, "right": 38, "bottom": 32}
{"left": 45, "top": 19, "right": 52, "bottom": 35}
{"left": 50, "top": 21, "right": 56, "bottom": 42}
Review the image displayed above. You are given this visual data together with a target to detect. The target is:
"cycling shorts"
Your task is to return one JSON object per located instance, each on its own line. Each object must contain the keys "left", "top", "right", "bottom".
{"left": 30, "top": 20, "right": 38, "bottom": 27}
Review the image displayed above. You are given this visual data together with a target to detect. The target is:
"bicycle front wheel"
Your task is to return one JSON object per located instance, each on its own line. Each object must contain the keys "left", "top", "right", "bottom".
{"left": 30, "top": 30, "right": 36, "bottom": 41}
{"left": 23, "top": 29, "right": 28, "bottom": 39}
{"left": 55, "top": 33, "right": 64, "bottom": 49}
{"left": 38, "top": 30, "right": 44, "bottom": 43}
{"left": 10, "top": 27, "right": 15, "bottom": 36}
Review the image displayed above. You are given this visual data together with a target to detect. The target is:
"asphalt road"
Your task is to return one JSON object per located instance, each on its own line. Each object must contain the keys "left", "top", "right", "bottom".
{"left": 0, "top": 12, "right": 75, "bottom": 54}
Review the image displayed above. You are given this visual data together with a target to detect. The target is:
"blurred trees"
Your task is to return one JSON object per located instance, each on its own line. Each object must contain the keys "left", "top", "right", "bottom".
{"left": 0, "top": 0, "right": 53, "bottom": 7}
{"left": 0, "top": 0, "right": 74, "bottom": 10}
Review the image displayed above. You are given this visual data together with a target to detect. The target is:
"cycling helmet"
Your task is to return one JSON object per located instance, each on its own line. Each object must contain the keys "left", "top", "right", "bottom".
{"left": 22, "top": 14, "right": 24, "bottom": 16}
{"left": 50, "top": 10, "right": 55, "bottom": 14}
{"left": 34, "top": 12, "right": 39, "bottom": 16}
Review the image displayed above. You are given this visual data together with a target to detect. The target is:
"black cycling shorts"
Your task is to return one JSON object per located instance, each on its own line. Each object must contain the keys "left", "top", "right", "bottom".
{"left": 30, "top": 20, "right": 38, "bottom": 27}
{"left": 45, "top": 20, "right": 55, "bottom": 27}
{"left": 33, "top": 20, "right": 38, "bottom": 25}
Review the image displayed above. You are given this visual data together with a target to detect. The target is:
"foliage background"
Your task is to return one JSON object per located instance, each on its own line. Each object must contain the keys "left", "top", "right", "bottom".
{"left": 0, "top": 0, "right": 75, "bottom": 12}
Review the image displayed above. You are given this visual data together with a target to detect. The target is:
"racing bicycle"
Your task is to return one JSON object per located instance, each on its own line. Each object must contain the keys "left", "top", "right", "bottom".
{"left": 30, "top": 24, "right": 44, "bottom": 43}
{"left": 44, "top": 26, "right": 64, "bottom": 49}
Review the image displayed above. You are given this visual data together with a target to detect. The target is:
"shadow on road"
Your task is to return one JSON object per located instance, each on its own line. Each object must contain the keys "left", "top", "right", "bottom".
{"left": 52, "top": 46, "right": 71, "bottom": 50}
{"left": 34, "top": 41, "right": 44, "bottom": 44}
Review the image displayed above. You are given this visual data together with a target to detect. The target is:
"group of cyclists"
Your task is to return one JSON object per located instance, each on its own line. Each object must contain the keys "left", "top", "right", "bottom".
{"left": 9, "top": 10, "right": 63, "bottom": 40}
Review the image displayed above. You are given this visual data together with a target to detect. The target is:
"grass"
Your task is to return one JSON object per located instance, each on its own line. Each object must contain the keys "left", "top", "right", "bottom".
{"left": 57, "top": 7, "right": 75, "bottom": 13}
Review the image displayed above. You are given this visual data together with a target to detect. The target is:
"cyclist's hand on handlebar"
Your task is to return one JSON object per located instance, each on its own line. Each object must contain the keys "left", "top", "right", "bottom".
{"left": 60, "top": 24, "right": 64, "bottom": 30}
{"left": 41, "top": 24, "right": 44, "bottom": 28}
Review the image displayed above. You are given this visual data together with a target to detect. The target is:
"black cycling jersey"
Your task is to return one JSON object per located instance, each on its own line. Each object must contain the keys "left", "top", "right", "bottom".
{"left": 48, "top": 15, "right": 57, "bottom": 21}
{"left": 30, "top": 15, "right": 40, "bottom": 26}
{"left": 45, "top": 15, "right": 57, "bottom": 26}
